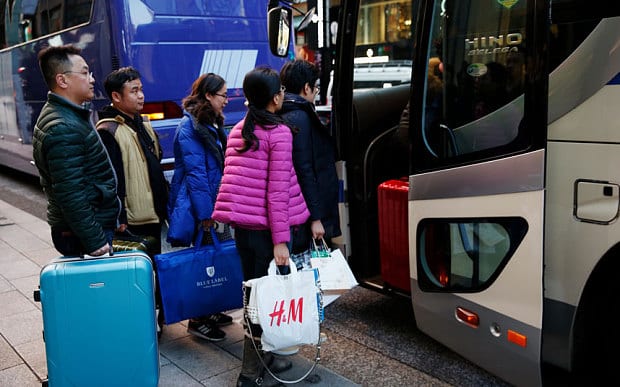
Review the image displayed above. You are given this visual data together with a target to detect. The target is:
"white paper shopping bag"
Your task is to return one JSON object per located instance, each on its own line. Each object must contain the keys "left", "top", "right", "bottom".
{"left": 310, "top": 248, "right": 358, "bottom": 295}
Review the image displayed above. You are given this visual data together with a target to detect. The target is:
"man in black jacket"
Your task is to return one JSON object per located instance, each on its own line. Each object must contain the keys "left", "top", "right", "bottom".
{"left": 280, "top": 60, "right": 341, "bottom": 253}
{"left": 33, "top": 45, "right": 120, "bottom": 256}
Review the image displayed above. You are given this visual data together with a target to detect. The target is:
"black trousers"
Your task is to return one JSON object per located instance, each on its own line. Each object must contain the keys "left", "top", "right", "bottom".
{"left": 234, "top": 228, "right": 277, "bottom": 281}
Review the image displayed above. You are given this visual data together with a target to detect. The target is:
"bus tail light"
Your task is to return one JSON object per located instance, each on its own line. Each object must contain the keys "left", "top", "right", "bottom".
{"left": 439, "top": 270, "right": 449, "bottom": 286}
{"left": 142, "top": 101, "right": 183, "bottom": 121}
{"left": 507, "top": 329, "right": 527, "bottom": 347}
{"left": 455, "top": 307, "right": 479, "bottom": 328}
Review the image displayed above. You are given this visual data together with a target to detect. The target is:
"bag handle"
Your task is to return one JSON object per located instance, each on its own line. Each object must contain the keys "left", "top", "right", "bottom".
{"left": 243, "top": 299, "right": 322, "bottom": 385}
{"left": 311, "top": 238, "right": 331, "bottom": 258}
{"left": 193, "top": 226, "right": 222, "bottom": 250}
{"left": 267, "top": 259, "right": 298, "bottom": 275}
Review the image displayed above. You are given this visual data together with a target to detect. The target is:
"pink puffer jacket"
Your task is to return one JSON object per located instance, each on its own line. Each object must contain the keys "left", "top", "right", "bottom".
{"left": 212, "top": 119, "right": 309, "bottom": 245}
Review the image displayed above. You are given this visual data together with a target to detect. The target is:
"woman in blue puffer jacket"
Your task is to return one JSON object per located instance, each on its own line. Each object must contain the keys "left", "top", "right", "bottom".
{"left": 166, "top": 73, "right": 232, "bottom": 341}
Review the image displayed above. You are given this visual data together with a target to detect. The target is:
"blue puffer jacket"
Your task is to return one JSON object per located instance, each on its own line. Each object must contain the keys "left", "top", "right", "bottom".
{"left": 167, "top": 112, "right": 225, "bottom": 246}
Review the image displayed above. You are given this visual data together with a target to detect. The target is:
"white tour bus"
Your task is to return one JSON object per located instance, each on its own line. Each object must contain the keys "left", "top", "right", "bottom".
{"left": 270, "top": 0, "right": 620, "bottom": 385}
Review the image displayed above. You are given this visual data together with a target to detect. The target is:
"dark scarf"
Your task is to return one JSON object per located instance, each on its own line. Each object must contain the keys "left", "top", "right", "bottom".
{"left": 193, "top": 118, "right": 226, "bottom": 171}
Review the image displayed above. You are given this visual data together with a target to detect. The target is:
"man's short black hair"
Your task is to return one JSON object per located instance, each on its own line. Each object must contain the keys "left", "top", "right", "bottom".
{"left": 37, "top": 44, "right": 82, "bottom": 89}
{"left": 280, "top": 60, "right": 320, "bottom": 95}
{"left": 103, "top": 67, "right": 141, "bottom": 99}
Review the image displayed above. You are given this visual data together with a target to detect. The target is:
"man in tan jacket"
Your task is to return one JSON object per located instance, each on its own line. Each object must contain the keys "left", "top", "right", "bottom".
{"left": 97, "top": 67, "right": 168, "bottom": 252}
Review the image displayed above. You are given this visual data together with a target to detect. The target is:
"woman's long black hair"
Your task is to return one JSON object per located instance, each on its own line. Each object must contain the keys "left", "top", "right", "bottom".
{"left": 238, "top": 67, "right": 290, "bottom": 153}
{"left": 182, "top": 73, "right": 226, "bottom": 128}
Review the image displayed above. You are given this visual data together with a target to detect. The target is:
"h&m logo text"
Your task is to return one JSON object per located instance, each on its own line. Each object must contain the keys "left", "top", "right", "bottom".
{"left": 269, "top": 298, "right": 303, "bottom": 327}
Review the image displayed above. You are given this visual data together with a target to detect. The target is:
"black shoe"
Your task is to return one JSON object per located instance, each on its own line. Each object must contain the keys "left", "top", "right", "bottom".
{"left": 206, "top": 312, "right": 233, "bottom": 326}
{"left": 157, "top": 309, "right": 164, "bottom": 339}
{"left": 265, "top": 353, "right": 293, "bottom": 374}
{"left": 187, "top": 320, "right": 226, "bottom": 342}
{"left": 236, "top": 374, "right": 283, "bottom": 387}
{"left": 236, "top": 374, "right": 262, "bottom": 387}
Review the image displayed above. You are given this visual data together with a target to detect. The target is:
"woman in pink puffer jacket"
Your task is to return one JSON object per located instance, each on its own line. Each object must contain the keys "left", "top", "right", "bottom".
{"left": 212, "top": 66, "right": 309, "bottom": 387}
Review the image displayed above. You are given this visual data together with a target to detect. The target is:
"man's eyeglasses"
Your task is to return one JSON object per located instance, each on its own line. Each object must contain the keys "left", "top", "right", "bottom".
{"left": 279, "top": 85, "right": 286, "bottom": 93}
{"left": 63, "top": 70, "right": 93, "bottom": 79}
{"left": 215, "top": 93, "right": 228, "bottom": 100}
{"left": 314, "top": 84, "right": 320, "bottom": 92}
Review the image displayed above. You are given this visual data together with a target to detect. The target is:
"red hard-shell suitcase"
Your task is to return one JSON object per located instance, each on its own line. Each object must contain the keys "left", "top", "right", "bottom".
{"left": 377, "top": 178, "right": 410, "bottom": 293}
{"left": 35, "top": 252, "right": 159, "bottom": 387}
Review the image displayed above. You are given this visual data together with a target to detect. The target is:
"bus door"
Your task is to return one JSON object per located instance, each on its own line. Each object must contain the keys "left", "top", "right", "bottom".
{"left": 409, "top": 1, "right": 546, "bottom": 385}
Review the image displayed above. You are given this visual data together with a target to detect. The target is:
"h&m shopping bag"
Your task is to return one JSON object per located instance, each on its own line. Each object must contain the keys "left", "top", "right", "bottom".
{"left": 155, "top": 227, "right": 243, "bottom": 324}
{"left": 244, "top": 261, "right": 323, "bottom": 352}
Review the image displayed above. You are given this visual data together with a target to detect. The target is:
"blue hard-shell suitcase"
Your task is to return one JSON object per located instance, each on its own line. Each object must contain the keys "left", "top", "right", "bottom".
{"left": 36, "top": 252, "right": 159, "bottom": 386}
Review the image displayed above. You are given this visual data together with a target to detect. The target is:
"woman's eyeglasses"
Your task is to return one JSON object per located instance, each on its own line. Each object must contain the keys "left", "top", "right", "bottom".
{"left": 215, "top": 93, "right": 228, "bottom": 100}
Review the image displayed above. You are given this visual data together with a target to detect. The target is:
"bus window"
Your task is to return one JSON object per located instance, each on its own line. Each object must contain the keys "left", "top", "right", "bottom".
{"left": 421, "top": 0, "right": 528, "bottom": 160}
{"left": 1, "top": 0, "right": 93, "bottom": 45}
{"left": 418, "top": 218, "right": 527, "bottom": 292}
{"left": 353, "top": 0, "right": 415, "bottom": 89}
{"left": 0, "top": 1, "right": 6, "bottom": 48}
{"left": 143, "top": 0, "right": 241, "bottom": 16}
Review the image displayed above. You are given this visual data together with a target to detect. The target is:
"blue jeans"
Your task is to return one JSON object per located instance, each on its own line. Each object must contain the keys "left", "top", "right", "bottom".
{"left": 51, "top": 227, "right": 114, "bottom": 257}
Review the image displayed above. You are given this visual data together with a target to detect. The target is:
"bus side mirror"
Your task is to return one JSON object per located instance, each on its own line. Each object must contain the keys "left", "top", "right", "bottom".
{"left": 268, "top": 6, "right": 292, "bottom": 58}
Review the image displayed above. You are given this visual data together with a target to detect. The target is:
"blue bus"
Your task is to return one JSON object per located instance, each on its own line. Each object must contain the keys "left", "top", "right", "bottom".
{"left": 0, "top": 0, "right": 289, "bottom": 176}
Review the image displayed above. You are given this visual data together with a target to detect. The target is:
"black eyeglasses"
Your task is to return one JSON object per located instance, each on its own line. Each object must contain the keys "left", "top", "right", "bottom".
{"left": 63, "top": 70, "right": 93, "bottom": 79}
{"left": 215, "top": 93, "right": 228, "bottom": 100}
{"left": 277, "top": 85, "right": 286, "bottom": 94}
{"left": 314, "top": 84, "right": 320, "bottom": 92}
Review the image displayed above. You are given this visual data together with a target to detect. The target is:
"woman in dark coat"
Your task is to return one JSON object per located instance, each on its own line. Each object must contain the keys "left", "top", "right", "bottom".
{"left": 280, "top": 60, "right": 341, "bottom": 253}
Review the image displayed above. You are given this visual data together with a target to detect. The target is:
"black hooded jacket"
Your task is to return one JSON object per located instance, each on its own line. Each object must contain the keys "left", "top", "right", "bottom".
{"left": 280, "top": 93, "right": 341, "bottom": 242}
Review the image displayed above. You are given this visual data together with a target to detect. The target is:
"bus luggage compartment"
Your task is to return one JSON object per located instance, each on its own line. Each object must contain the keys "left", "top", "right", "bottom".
{"left": 377, "top": 177, "right": 410, "bottom": 293}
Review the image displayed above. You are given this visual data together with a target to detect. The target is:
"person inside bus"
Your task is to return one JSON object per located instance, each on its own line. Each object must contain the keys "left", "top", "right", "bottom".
{"left": 279, "top": 59, "right": 341, "bottom": 254}
{"left": 33, "top": 44, "right": 118, "bottom": 258}
{"left": 212, "top": 67, "right": 309, "bottom": 387}
{"left": 97, "top": 67, "right": 168, "bottom": 254}
{"left": 166, "top": 73, "right": 233, "bottom": 342}
{"left": 391, "top": 56, "right": 444, "bottom": 164}
{"left": 505, "top": 48, "right": 526, "bottom": 101}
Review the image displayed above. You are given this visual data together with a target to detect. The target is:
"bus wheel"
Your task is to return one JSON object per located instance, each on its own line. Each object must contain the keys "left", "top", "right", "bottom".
{"left": 573, "top": 258, "right": 618, "bottom": 382}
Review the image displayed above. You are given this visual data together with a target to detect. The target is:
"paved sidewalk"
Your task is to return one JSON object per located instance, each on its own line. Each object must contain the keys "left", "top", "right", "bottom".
{"left": 0, "top": 199, "right": 360, "bottom": 386}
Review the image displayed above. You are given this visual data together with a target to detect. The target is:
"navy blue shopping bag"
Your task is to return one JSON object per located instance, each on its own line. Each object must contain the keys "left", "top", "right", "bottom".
{"left": 155, "top": 227, "right": 243, "bottom": 325}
